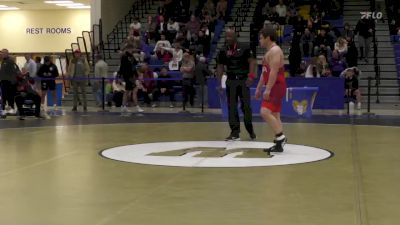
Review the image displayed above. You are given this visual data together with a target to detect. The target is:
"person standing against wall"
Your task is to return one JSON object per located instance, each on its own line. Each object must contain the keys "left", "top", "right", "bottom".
{"left": 93, "top": 54, "right": 109, "bottom": 107}
{"left": 0, "top": 49, "right": 19, "bottom": 116}
{"left": 68, "top": 49, "right": 90, "bottom": 112}
{"left": 180, "top": 53, "right": 196, "bottom": 110}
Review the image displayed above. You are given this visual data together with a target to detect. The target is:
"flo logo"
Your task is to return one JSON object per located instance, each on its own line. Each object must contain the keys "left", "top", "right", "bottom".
{"left": 101, "top": 141, "right": 333, "bottom": 168}
{"left": 360, "top": 11, "right": 383, "bottom": 20}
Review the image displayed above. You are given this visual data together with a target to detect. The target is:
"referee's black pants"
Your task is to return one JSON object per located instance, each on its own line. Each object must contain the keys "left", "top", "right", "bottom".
{"left": 226, "top": 79, "right": 254, "bottom": 137}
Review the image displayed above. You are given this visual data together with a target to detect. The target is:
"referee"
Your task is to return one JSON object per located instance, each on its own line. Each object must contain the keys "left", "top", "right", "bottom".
{"left": 217, "top": 29, "right": 257, "bottom": 141}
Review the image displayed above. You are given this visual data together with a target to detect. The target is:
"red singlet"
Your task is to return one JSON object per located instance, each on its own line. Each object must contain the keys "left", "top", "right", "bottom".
{"left": 261, "top": 62, "right": 287, "bottom": 112}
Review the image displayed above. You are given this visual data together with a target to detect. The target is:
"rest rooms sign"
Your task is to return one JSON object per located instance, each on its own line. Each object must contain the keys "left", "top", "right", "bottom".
{"left": 26, "top": 27, "right": 72, "bottom": 34}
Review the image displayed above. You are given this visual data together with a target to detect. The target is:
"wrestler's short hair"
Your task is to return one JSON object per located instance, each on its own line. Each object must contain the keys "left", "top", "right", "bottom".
{"left": 259, "top": 25, "right": 277, "bottom": 42}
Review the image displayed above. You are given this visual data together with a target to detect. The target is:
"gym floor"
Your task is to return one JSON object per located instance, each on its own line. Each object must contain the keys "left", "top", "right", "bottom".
{"left": 0, "top": 112, "right": 399, "bottom": 225}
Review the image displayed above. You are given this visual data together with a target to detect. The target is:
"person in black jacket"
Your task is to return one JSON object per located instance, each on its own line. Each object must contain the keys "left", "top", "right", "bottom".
{"left": 313, "top": 28, "right": 333, "bottom": 57}
{"left": 346, "top": 37, "right": 358, "bottom": 67}
{"left": 37, "top": 56, "right": 59, "bottom": 109}
{"left": 355, "top": 18, "right": 374, "bottom": 62}
{"left": 0, "top": 49, "right": 19, "bottom": 115}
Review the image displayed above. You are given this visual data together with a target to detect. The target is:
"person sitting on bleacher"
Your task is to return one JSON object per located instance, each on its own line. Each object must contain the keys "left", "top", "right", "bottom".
{"left": 136, "top": 63, "right": 156, "bottom": 107}
{"left": 342, "top": 23, "right": 355, "bottom": 41}
{"left": 154, "top": 33, "right": 172, "bottom": 63}
{"left": 161, "top": 43, "right": 183, "bottom": 71}
{"left": 317, "top": 54, "right": 332, "bottom": 77}
{"left": 152, "top": 67, "right": 175, "bottom": 108}
{"left": 202, "top": 0, "right": 216, "bottom": 18}
{"left": 313, "top": 28, "right": 333, "bottom": 58}
{"left": 112, "top": 73, "right": 126, "bottom": 108}
{"left": 300, "top": 28, "right": 315, "bottom": 57}
{"left": 15, "top": 68, "right": 43, "bottom": 120}
{"left": 330, "top": 50, "right": 347, "bottom": 77}
{"left": 166, "top": 17, "right": 180, "bottom": 43}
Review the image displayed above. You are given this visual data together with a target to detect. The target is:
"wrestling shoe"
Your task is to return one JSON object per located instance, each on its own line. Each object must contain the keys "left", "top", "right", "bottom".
{"left": 264, "top": 137, "right": 287, "bottom": 153}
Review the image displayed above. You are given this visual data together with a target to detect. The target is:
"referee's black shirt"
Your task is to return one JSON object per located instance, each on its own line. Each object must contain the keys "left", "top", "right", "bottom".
{"left": 217, "top": 42, "right": 254, "bottom": 80}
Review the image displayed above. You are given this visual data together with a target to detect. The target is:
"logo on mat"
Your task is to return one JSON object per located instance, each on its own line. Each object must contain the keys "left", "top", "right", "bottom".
{"left": 100, "top": 141, "right": 333, "bottom": 168}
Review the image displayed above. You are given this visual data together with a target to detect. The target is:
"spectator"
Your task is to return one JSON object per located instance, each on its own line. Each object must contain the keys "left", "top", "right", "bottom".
{"left": 329, "top": 0, "right": 342, "bottom": 19}
{"left": 330, "top": 50, "right": 347, "bottom": 77}
{"left": 37, "top": 56, "right": 59, "bottom": 110}
{"left": 313, "top": 28, "right": 333, "bottom": 57}
{"left": 15, "top": 68, "right": 43, "bottom": 120}
{"left": 156, "top": 16, "right": 168, "bottom": 40}
{"left": 152, "top": 67, "right": 175, "bottom": 108}
{"left": 136, "top": 63, "right": 155, "bottom": 107}
{"left": 164, "top": 0, "right": 175, "bottom": 21}
{"left": 300, "top": 28, "right": 315, "bottom": 57}
{"left": 167, "top": 17, "right": 180, "bottom": 42}
{"left": 130, "top": 17, "right": 142, "bottom": 35}
{"left": 24, "top": 54, "right": 37, "bottom": 80}
{"left": 346, "top": 37, "right": 358, "bottom": 67}
{"left": 203, "top": 0, "right": 216, "bottom": 17}
{"left": 34, "top": 56, "right": 43, "bottom": 93}
{"left": 343, "top": 67, "right": 362, "bottom": 110}
{"left": 162, "top": 43, "right": 184, "bottom": 70}
{"left": 355, "top": 18, "right": 374, "bottom": 62}
{"left": 180, "top": 53, "right": 195, "bottom": 108}
{"left": 202, "top": 13, "right": 216, "bottom": 33}
{"left": 317, "top": 54, "right": 331, "bottom": 77}
{"left": 296, "top": 60, "right": 307, "bottom": 77}
{"left": 261, "top": 2, "right": 272, "bottom": 17}
{"left": 195, "top": 29, "right": 211, "bottom": 56}
{"left": 275, "top": 0, "right": 287, "bottom": 25}
{"left": 112, "top": 73, "right": 126, "bottom": 108}
{"left": 175, "top": 31, "right": 190, "bottom": 50}
{"left": 145, "top": 16, "right": 157, "bottom": 43}
{"left": 305, "top": 57, "right": 320, "bottom": 78}
{"left": 93, "top": 54, "right": 109, "bottom": 107}
{"left": 186, "top": 15, "right": 201, "bottom": 40}
{"left": 289, "top": 39, "right": 302, "bottom": 76}
{"left": 68, "top": 50, "right": 90, "bottom": 112}
{"left": 194, "top": 56, "right": 211, "bottom": 106}
{"left": 334, "top": 37, "right": 348, "bottom": 56}
{"left": 157, "top": 1, "right": 166, "bottom": 20}
{"left": 154, "top": 33, "right": 171, "bottom": 52}
{"left": 35, "top": 56, "right": 42, "bottom": 71}
{"left": 0, "top": 49, "right": 19, "bottom": 115}
{"left": 343, "top": 23, "right": 355, "bottom": 41}
{"left": 216, "top": 0, "right": 228, "bottom": 20}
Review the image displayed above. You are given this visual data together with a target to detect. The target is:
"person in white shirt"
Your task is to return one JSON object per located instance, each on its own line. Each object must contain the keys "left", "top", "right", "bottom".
{"left": 24, "top": 54, "right": 37, "bottom": 78}
{"left": 24, "top": 54, "right": 40, "bottom": 93}
{"left": 154, "top": 33, "right": 172, "bottom": 52}
{"left": 275, "top": 0, "right": 287, "bottom": 24}
{"left": 93, "top": 54, "right": 109, "bottom": 106}
{"left": 167, "top": 17, "right": 180, "bottom": 42}
{"left": 162, "top": 43, "right": 183, "bottom": 70}
{"left": 130, "top": 17, "right": 142, "bottom": 35}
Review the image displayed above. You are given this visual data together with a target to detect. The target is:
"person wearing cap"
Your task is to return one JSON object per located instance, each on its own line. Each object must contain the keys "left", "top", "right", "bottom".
{"left": 68, "top": 49, "right": 90, "bottom": 112}
{"left": 37, "top": 56, "right": 59, "bottom": 110}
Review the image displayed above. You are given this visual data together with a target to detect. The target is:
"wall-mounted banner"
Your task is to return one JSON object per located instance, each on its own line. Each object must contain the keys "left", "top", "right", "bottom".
{"left": 26, "top": 27, "right": 72, "bottom": 35}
